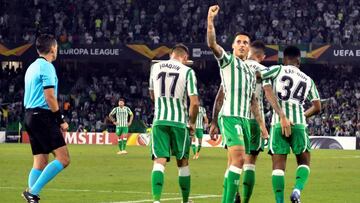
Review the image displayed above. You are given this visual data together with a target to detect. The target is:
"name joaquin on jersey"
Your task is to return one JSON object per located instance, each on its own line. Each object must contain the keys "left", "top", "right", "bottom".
{"left": 159, "top": 63, "right": 181, "bottom": 70}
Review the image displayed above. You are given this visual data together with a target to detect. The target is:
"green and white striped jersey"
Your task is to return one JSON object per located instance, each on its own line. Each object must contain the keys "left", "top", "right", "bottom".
{"left": 260, "top": 65, "right": 320, "bottom": 126}
{"left": 149, "top": 59, "right": 198, "bottom": 128}
{"left": 216, "top": 48, "right": 256, "bottom": 119}
{"left": 109, "top": 106, "right": 133, "bottom": 127}
{"left": 196, "top": 106, "right": 207, "bottom": 129}
{"left": 245, "top": 59, "right": 266, "bottom": 121}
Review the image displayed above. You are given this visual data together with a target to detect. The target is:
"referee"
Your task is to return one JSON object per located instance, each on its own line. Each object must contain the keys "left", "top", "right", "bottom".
{"left": 22, "top": 34, "right": 70, "bottom": 203}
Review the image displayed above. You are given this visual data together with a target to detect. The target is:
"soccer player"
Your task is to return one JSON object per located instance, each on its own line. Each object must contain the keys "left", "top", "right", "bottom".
{"left": 191, "top": 104, "right": 209, "bottom": 159}
{"left": 207, "top": 5, "right": 268, "bottom": 203}
{"left": 243, "top": 40, "right": 293, "bottom": 203}
{"left": 22, "top": 34, "right": 70, "bottom": 203}
{"left": 260, "top": 46, "right": 321, "bottom": 203}
{"left": 109, "top": 98, "right": 134, "bottom": 155}
{"left": 149, "top": 43, "right": 199, "bottom": 203}
{"left": 209, "top": 41, "right": 291, "bottom": 203}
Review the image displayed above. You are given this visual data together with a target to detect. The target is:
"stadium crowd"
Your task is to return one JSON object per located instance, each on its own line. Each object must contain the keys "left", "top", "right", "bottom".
{"left": 1, "top": 0, "right": 360, "bottom": 45}
{"left": 0, "top": 62, "right": 359, "bottom": 136}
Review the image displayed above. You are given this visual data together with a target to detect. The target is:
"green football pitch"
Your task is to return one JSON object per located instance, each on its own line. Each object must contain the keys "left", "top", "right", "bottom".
{"left": 0, "top": 144, "right": 359, "bottom": 203}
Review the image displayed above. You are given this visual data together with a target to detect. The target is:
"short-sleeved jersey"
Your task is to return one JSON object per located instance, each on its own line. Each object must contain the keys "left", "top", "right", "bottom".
{"left": 245, "top": 59, "right": 266, "bottom": 120}
{"left": 24, "top": 58, "right": 58, "bottom": 110}
{"left": 216, "top": 48, "right": 256, "bottom": 118}
{"left": 149, "top": 59, "right": 198, "bottom": 128}
{"left": 110, "top": 106, "right": 133, "bottom": 127}
{"left": 196, "top": 106, "right": 207, "bottom": 129}
{"left": 261, "top": 65, "right": 320, "bottom": 125}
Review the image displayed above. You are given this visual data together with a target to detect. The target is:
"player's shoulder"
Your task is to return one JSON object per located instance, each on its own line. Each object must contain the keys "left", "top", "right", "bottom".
{"left": 245, "top": 59, "right": 267, "bottom": 70}
{"left": 39, "top": 59, "right": 55, "bottom": 73}
{"left": 268, "top": 64, "right": 282, "bottom": 70}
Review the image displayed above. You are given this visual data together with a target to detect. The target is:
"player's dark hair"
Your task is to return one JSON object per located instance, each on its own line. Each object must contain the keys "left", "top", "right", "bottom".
{"left": 251, "top": 40, "right": 266, "bottom": 51}
{"left": 119, "top": 98, "right": 125, "bottom": 102}
{"left": 36, "top": 34, "right": 57, "bottom": 54}
{"left": 233, "top": 31, "right": 252, "bottom": 42}
{"left": 172, "top": 43, "right": 189, "bottom": 55}
{"left": 284, "top": 45, "right": 301, "bottom": 58}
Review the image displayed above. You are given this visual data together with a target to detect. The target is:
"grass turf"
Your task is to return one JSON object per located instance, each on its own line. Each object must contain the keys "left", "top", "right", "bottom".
{"left": 0, "top": 144, "right": 359, "bottom": 203}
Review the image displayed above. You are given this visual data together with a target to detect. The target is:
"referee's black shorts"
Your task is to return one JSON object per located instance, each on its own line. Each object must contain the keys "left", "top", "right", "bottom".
{"left": 24, "top": 108, "right": 66, "bottom": 155}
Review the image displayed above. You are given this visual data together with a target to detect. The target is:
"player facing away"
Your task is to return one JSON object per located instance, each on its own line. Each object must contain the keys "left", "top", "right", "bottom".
{"left": 242, "top": 41, "right": 292, "bottom": 203}
{"left": 22, "top": 34, "right": 70, "bottom": 203}
{"left": 260, "top": 46, "right": 321, "bottom": 203}
{"left": 207, "top": 5, "right": 268, "bottom": 203}
{"left": 109, "top": 98, "right": 134, "bottom": 155}
{"left": 149, "top": 44, "right": 199, "bottom": 203}
{"left": 191, "top": 105, "right": 209, "bottom": 159}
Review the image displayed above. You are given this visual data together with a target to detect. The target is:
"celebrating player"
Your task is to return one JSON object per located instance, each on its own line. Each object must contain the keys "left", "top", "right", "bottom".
{"left": 109, "top": 98, "right": 134, "bottom": 155}
{"left": 192, "top": 104, "right": 209, "bottom": 159}
{"left": 149, "top": 43, "right": 199, "bottom": 203}
{"left": 22, "top": 34, "right": 70, "bottom": 203}
{"left": 207, "top": 5, "right": 268, "bottom": 203}
{"left": 261, "top": 46, "right": 321, "bottom": 203}
{"left": 209, "top": 41, "right": 291, "bottom": 203}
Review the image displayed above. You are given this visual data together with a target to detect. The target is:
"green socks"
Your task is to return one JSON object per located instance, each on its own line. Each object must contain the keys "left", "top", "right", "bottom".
{"left": 197, "top": 144, "right": 201, "bottom": 153}
{"left": 242, "top": 164, "right": 255, "bottom": 203}
{"left": 224, "top": 165, "right": 241, "bottom": 203}
{"left": 191, "top": 144, "right": 196, "bottom": 155}
{"left": 294, "top": 165, "right": 310, "bottom": 191}
{"left": 151, "top": 163, "right": 165, "bottom": 201}
{"left": 271, "top": 166, "right": 309, "bottom": 203}
{"left": 152, "top": 164, "right": 192, "bottom": 203}
{"left": 272, "top": 169, "right": 285, "bottom": 203}
{"left": 178, "top": 166, "right": 191, "bottom": 202}
{"left": 191, "top": 144, "right": 201, "bottom": 155}
{"left": 221, "top": 170, "right": 229, "bottom": 203}
{"left": 118, "top": 138, "right": 123, "bottom": 151}
{"left": 122, "top": 138, "right": 127, "bottom": 150}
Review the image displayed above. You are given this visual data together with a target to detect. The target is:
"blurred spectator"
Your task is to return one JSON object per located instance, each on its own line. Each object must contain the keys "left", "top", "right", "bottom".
{"left": 1, "top": 0, "right": 360, "bottom": 45}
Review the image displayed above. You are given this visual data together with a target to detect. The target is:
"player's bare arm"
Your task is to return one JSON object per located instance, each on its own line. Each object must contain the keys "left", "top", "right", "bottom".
{"left": 304, "top": 100, "right": 321, "bottom": 118}
{"left": 203, "top": 114, "right": 209, "bottom": 130}
{"left": 108, "top": 112, "right": 116, "bottom": 125}
{"left": 189, "top": 95, "right": 200, "bottom": 136}
{"left": 250, "top": 93, "right": 269, "bottom": 139}
{"left": 263, "top": 84, "right": 292, "bottom": 137}
{"left": 209, "top": 86, "right": 224, "bottom": 140}
{"left": 149, "top": 90, "right": 155, "bottom": 102}
{"left": 128, "top": 113, "right": 134, "bottom": 127}
{"left": 207, "top": 5, "right": 223, "bottom": 58}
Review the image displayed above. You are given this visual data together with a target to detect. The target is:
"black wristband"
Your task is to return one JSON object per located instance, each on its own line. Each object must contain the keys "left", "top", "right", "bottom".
{"left": 54, "top": 110, "right": 65, "bottom": 124}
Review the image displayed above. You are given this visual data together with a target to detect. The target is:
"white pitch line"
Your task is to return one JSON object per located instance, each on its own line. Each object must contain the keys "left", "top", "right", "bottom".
{"left": 0, "top": 186, "right": 215, "bottom": 196}
{"left": 103, "top": 195, "right": 221, "bottom": 203}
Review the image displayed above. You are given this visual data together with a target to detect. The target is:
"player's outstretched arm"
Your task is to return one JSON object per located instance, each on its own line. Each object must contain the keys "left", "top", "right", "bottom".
{"left": 263, "top": 84, "right": 292, "bottom": 137}
{"left": 209, "top": 86, "right": 224, "bottom": 140}
{"left": 207, "top": 5, "right": 223, "bottom": 58}
{"left": 250, "top": 93, "right": 268, "bottom": 139}
{"left": 304, "top": 100, "right": 321, "bottom": 118}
